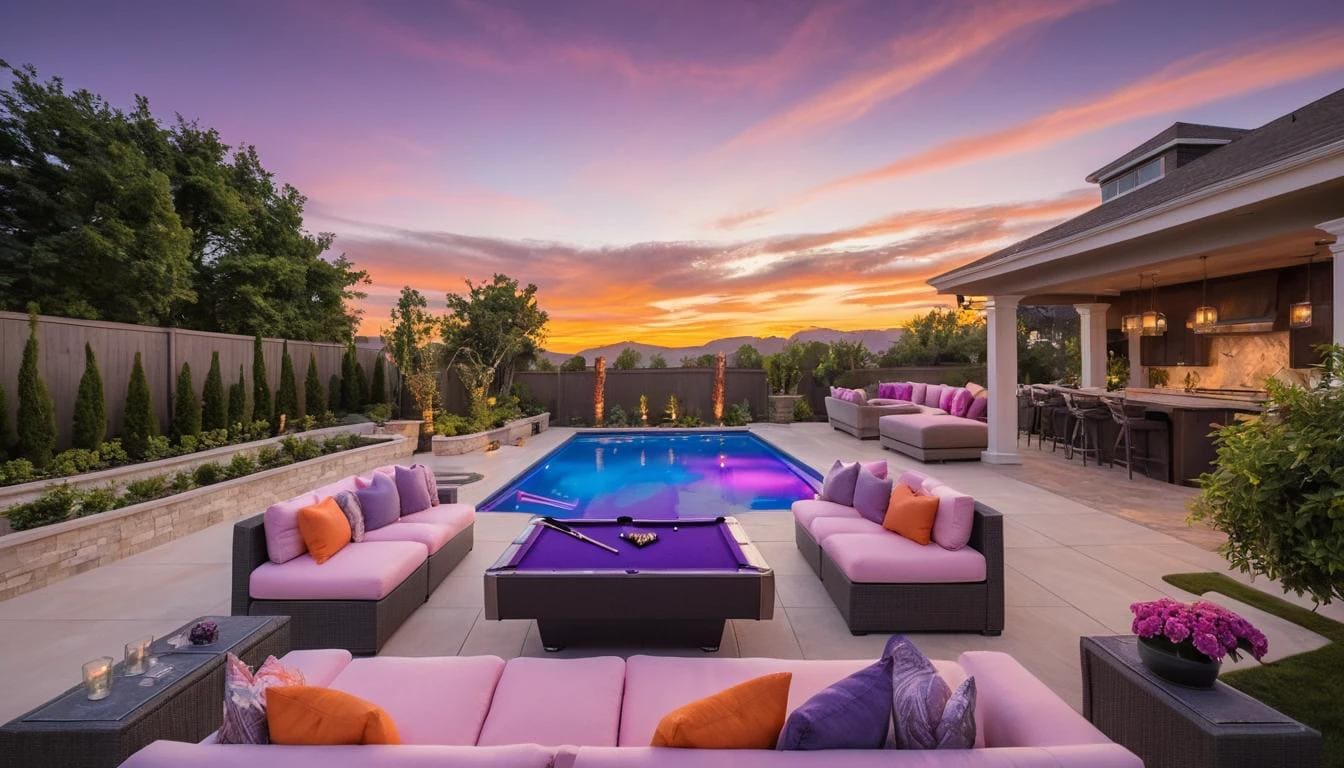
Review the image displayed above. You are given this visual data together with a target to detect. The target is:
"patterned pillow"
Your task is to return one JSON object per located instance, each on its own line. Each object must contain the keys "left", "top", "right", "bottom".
{"left": 938, "top": 387, "right": 961, "bottom": 413}
{"left": 218, "top": 654, "right": 306, "bottom": 745}
{"left": 894, "top": 382, "right": 914, "bottom": 401}
{"left": 950, "top": 388, "right": 974, "bottom": 418}
{"left": 886, "top": 635, "right": 950, "bottom": 750}
{"left": 936, "top": 678, "right": 977, "bottom": 749}
{"left": 414, "top": 464, "right": 439, "bottom": 507}
{"left": 333, "top": 490, "right": 365, "bottom": 543}
{"left": 876, "top": 382, "right": 899, "bottom": 399}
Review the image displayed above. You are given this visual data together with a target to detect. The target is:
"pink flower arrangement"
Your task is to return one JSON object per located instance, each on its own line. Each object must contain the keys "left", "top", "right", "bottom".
{"left": 1131, "top": 598, "right": 1269, "bottom": 662}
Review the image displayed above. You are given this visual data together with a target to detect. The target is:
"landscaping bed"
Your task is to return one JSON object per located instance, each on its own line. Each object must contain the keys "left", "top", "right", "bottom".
{"left": 431, "top": 412, "right": 549, "bottom": 455}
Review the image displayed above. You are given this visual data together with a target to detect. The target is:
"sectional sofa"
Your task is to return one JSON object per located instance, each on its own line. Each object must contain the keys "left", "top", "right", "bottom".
{"left": 825, "top": 382, "right": 989, "bottom": 462}
{"left": 118, "top": 648, "right": 1140, "bottom": 767}
{"left": 231, "top": 464, "right": 475, "bottom": 654}
{"left": 793, "top": 468, "right": 1003, "bottom": 636}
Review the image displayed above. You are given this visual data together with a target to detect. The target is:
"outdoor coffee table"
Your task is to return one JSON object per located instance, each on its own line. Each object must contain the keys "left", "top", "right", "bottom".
{"left": 0, "top": 615, "right": 290, "bottom": 768}
{"left": 1080, "top": 635, "right": 1322, "bottom": 768}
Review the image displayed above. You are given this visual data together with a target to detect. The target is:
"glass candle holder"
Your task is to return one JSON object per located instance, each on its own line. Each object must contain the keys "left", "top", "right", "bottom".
{"left": 123, "top": 636, "right": 152, "bottom": 676}
{"left": 83, "top": 657, "right": 113, "bottom": 700}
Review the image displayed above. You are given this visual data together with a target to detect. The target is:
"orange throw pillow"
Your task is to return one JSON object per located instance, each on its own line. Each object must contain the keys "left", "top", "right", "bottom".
{"left": 266, "top": 686, "right": 400, "bottom": 745}
{"left": 297, "top": 497, "right": 352, "bottom": 564}
{"left": 884, "top": 487, "right": 940, "bottom": 544}
{"left": 651, "top": 672, "right": 791, "bottom": 749}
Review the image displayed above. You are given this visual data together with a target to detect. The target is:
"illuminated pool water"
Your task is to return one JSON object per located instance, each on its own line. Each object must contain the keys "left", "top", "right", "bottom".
{"left": 480, "top": 431, "right": 820, "bottom": 519}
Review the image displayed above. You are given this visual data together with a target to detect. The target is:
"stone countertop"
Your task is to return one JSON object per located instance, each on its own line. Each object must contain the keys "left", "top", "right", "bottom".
{"left": 1117, "top": 388, "right": 1264, "bottom": 412}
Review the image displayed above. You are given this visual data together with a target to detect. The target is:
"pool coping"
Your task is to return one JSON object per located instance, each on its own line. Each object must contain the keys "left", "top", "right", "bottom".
{"left": 477, "top": 428, "right": 822, "bottom": 514}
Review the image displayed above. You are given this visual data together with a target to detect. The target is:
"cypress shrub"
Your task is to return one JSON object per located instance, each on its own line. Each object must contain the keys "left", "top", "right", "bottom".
{"left": 328, "top": 374, "right": 342, "bottom": 413}
{"left": 201, "top": 351, "right": 227, "bottom": 432}
{"left": 171, "top": 362, "right": 201, "bottom": 442}
{"left": 369, "top": 356, "right": 387, "bottom": 405}
{"left": 355, "top": 362, "right": 369, "bottom": 412}
{"left": 16, "top": 308, "right": 57, "bottom": 468}
{"left": 122, "top": 352, "right": 158, "bottom": 459}
{"left": 0, "top": 382, "right": 11, "bottom": 458}
{"left": 251, "top": 335, "right": 271, "bottom": 429}
{"left": 304, "top": 354, "right": 324, "bottom": 420}
{"left": 274, "top": 340, "right": 299, "bottom": 429}
{"left": 227, "top": 365, "right": 247, "bottom": 426}
{"left": 71, "top": 343, "right": 107, "bottom": 450}
{"left": 340, "top": 346, "right": 358, "bottom": 411}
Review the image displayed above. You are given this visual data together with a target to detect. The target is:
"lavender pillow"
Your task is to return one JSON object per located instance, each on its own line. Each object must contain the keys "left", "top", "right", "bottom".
{"left": 333, "top": 491, "right": 365, "bottom": 543}
{"left": 909, "top": 382, "right": 927, "bottom": 405}
{"left": 263, "top": 494, "right": 317, "bottom": 564}
{"left": 829, "top": 387, "right": 840, "bottom": 399}
{"left": 923, "top": 384, "right": 945, "bottom": 409}
{"left": 929, "top": 484, "right": 975, "bottom": 551}
{"left": 877, "top": 382, "right": 899, "bottom": 399}
{"left": 851, "top": 468, "right": 893, "bottom": 524}
{"left": 939, "top": 386, "right": 961, "bottom": 413}
{"left": 894, "top": 382, "right": 914, "bottom": 401}
{"left": 967, "top": 394, "right": 988, "bottom": 421}
{"left": 950, "top": 388, "right": 975, "bottom": 418}
{"left": 395, "top": 464, "right": 432, "bottom": 515}
{"left": 778, "top": 656, "right": 893, "bottom": 750}
{"left": 936, "top": 678, "right": 977, "bottom": 749}
{"left": 820, "top": 460, "right": 860, "bottom": 507}
{"left": 886, "top": 635, "right": 951, "bottom": 750}
{"left": 355, "top": 471, "right": 400, "bottom": 531}
{"left": 415, "top": 464, "right": 439, "bottom": 507}
{"left": 860, "top": 460, "right": 887, "bottom": 480}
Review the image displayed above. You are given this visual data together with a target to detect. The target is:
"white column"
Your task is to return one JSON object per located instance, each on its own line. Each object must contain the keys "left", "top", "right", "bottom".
{"left": 1127, "top": 331, "right": 1144, "bottom": 388}
{"left": 982, "top": 295, "right": 1023, "bottom": 465}
{"left": 1075, "top": 303, "right": 1110, "bottom": 389}
{"left": 1320, "top": 217, "right": 1344, "bottom": 345}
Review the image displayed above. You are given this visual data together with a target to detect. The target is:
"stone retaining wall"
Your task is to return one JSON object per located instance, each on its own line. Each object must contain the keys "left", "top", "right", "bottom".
{"left": 0, "top": 435, "right": 412, "bottom": 601}
{"left": 431, "top": 413, "right": 550, "bottom": 455}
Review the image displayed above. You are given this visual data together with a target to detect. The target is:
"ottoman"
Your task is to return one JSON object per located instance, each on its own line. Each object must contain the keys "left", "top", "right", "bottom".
{"left": 879, "top": 413, "right": 987, "bottom": 461}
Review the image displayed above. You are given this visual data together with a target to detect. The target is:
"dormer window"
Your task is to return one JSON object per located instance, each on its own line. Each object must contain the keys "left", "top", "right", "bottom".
{"left": 1101, "top": 157, "right": 1164, "bottom": 202}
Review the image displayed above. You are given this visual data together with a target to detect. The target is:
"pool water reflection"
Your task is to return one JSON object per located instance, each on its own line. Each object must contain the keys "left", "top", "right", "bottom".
{"left": 480, "top": 431, "right": 819, "bottom": 518}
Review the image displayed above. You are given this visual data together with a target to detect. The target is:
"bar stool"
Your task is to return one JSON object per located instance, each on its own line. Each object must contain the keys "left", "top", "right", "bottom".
{"left": 1017, "top": 386, "right": 1039, "bottom": 446}
{"left": 1102, "top": 397, "right": 1169, "bottom": 480}
{"left": 1037, "top": 390, "right": 1067, "bottom": 452}
{"left": 1063, "top": 392, "right": 1108, "bottom": 466}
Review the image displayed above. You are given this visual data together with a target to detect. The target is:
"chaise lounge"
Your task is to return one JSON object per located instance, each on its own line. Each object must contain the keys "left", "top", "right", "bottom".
{"left": 232, "top": 464, "right": 475, "bottom": 654}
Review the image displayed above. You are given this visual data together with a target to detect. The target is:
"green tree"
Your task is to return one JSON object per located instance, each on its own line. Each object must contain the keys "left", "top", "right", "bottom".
{"left": 15, "top": 308, "right": 56, "bottom": 467}
{"left": 200, "top": 351, "right": 226, "bottom": 432}
{"left": 327, "top": 374, "right": 342, "bottom": 413}
{"left": 340, "top": 345, "right": 359, "bottom": 411}
{"left": 613, "top": 348, "right": 642, "bottom": 370}
{"left": 171, "top": 362, "right": 201, "bottom": 441}
{"left": 0, "top": 383, "right": 10, "bottom": 458}
{"left": 355, "top": 362, "right": 370, "bottom": 410}
{"left": 814, "top": 341, "right": 871, "bottom": 385}
{"left": 441, "top": 274, "right": 549, "bottom": 410}
{"left": 380, "top": 287, "right": 437, "bottom": 408}
{"left": 227, "top": 365, "right": 247, "bottom": 426}
{"left": 251, "top": 335, "right": 270, "bottom": 427}
{"left": 304, "top": 354, "right": 324, "bottom": 418}
{"left": 560, "top": 355, "right": 586, "bottom": 372}
{"left": 532, "top": 356, "right": 556, "bottom": 372}
{"left": 731, "top": 344, "right": 763, "bottom": 369}
{"left": 880, "top": 309, "right": 986, "bottom": 367}
{"left": 71, "top": 342, "right": 106, "bottom": 450}
{"left": 369, "top": 356, "right": 387, "bottom": 405}
{"left": 648, "top": 353, "right": 668, "bottom": 369}
{"left": 273, "top": 340, "right": 299, "bottom": 428}
{"left": 122, "top": 352, "right": 157, "bottom": 459}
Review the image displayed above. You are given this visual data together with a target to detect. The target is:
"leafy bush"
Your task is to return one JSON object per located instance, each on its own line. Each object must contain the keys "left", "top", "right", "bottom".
{"left": 279, "top": 436, "right": 321, "bottom": 463}
{"left": 1191, "top": 345, "right": 1344, "bottom": 606}
{"left": 143, "top": 435, "right": 176, "bottom": 461}
{"left": 178, "top": 434, "right": 199, "bottom": 454}
{"left": 78, "top": 487, "right": 117, "bottom": 517}
{"left": 365, "top": 402, "right": 393, "bottom": 424}
{"left": 663, "top": 394, "right": 680, "bottom": 424}
{"left": 304, "top": 354, "right": 325, "bottom": 422}
{"left": 255, "top": 446, "right": 284, "bottom": 469}
{"left": 49, "top": 448, "right": 103, "bottom": 477}
{"left": 192, "top": 462, "right": 224, "bottom": 487}
{"left": 606, "top": 404, "right": 628, "bottom": 427}
{"left": 321, "top": 434, "right": 360, "bottom": 454}
{"left": 197, "top": 429, "right": 230, "bottom": 450}
{"left": 168, "top": 471, "right": 195, "bottom": 493}
{"left": 1, "top": 458, "right": 37, "bottom": 485}
{"left": 369, "top": 356, "right": 387, "bottom": 406}
{"left": 72, "top": 343, "right": 107, "bottom": 450}
{"left": 317, "top": 411, "right": 338, "bottom": 429}
{"left": 98, "top": 439, "right": 129, "bottom": 465}
{"left": 434, "top": 414, "right": 471, "bottom": 437}
{"left": 224, "top": 452, "right": 257, "bottom": 479}
{"left": 120, "top": 476, "right": 171, "bottom": 507}
{"left": 510, "top": 382, "right": 546, "bottom": 417}
{"left": 7, "top": 484, "right": 81, "bottom": 530}
{"left": 0, "top": 382, "right": 11, "bottom": 459}
{"left": 721, "top": 404, "right": 749, "bottom": 427}
{"left": 793, "top": 398, "right": 814, "bottom": 421}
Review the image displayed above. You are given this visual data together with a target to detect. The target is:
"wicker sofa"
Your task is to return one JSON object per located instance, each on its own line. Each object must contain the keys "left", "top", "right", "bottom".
{"left": 824, "top": 396, "right": 932, "bottom": 439}
{"left": 119, "top": 649, "right": 1139, "bottom": 767}
{"left": 793, "top": 469, "right": 1003, "bottom": 636}
{"left": 232, "top": 465, "right": 475, "bottom": 654}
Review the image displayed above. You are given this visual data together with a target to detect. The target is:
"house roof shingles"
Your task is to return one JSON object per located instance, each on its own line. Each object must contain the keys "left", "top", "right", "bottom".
{"left": 938, "top": 87, "right": 1344, "bottom": 281}
{"left": 1085, "top": 122, "right": 1250, "bottom": 183}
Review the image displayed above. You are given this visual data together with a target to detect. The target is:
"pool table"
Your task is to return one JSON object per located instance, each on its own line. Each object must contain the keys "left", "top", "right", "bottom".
{"left": 483, "top": 516, "right": 773, "bottom": 651}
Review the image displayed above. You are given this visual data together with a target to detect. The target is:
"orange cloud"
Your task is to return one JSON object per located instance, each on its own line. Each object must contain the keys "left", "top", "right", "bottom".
{"left": 723, "top": 27, "right": 1344, "bottom": 227}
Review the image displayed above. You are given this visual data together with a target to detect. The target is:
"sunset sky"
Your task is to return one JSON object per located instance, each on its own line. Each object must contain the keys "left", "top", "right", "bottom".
{"left": 4, "top": 0, "right": 1344, "bottom": 351}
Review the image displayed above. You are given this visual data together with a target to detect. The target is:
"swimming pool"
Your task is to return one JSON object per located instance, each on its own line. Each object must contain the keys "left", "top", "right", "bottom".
{"left": 480, "top": 431, "right": 819, "bottom": 519}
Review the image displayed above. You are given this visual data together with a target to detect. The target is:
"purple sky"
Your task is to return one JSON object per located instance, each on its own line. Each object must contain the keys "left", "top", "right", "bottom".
{"left": 4, "top": 0, "right": 1343, "bottom": 350}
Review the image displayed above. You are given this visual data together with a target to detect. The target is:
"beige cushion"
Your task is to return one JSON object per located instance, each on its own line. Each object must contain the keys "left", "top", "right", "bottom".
{"left": 965, "top": 382, "right": 986, "bottom": 397}
{"left": 880, "top": 414, "right": 988, "bottom": 449}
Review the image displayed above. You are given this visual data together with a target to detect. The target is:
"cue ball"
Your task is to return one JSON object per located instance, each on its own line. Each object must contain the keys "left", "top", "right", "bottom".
{"left": 673, "top": 526, "right": 678, "bottom": 531}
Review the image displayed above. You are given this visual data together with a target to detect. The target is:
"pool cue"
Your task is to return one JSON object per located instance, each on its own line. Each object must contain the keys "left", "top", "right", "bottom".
{"left": 538, "top": 518, "right": 619, "bottom": 554}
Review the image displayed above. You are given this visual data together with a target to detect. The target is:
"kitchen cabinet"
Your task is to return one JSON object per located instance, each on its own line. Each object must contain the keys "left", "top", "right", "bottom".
{"left": 1138, "top": 283, "right": 1211, "bottom": 367}
{"left": 1280, "top": 261, "right": 1334, "bottom": 369}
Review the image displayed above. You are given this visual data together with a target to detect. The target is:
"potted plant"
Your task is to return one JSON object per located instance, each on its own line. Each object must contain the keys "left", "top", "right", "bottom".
{"left": 1130, "top": 598, "right": 1267, "bottom": 687}
{"left": 765, "top": 348, "right": 803, "bottom": 423}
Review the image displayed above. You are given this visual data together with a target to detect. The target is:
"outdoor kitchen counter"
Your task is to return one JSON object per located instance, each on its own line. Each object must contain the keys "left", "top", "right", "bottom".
{"left": 1119, "top": 389, "right": 1261, "bottom": 487}
{"left": 1117, "top": 389, "right": 1265, "bottom": 413}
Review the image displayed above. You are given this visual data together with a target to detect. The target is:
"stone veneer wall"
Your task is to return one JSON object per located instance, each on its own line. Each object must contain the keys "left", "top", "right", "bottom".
{"left": 0, "top": 435, "right": 412, "bottom": 601}
{"left": 1155, "top": 332, "right": 1297, "bottom": 389}
{"left": 431, "top": 413, "right": 550, "bottom": 455}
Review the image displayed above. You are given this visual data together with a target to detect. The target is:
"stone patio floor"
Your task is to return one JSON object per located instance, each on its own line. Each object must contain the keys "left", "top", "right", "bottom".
{"left": 1, "top": 422, "right": 1338, "bottom": 724}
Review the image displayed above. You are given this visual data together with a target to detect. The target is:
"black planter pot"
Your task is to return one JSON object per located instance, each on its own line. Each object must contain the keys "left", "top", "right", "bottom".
{"left": 1138, "top": 636, "right": 1221, "bottom": 688}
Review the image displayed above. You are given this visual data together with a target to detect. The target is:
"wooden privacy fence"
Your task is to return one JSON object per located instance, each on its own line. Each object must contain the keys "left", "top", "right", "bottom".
{"left": 439, "top": 368, "right": 770, "bottom": 425}
{"left": 0, "top": 311, "right": 394, "bottom": 450}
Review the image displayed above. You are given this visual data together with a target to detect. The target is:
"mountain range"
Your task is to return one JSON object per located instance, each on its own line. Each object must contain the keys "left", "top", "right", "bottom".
{"left": 540, "top": 327, "right": 906, "bottom": 366}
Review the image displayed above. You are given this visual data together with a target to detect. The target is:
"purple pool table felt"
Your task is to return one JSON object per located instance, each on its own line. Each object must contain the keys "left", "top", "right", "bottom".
{"left": 504, "top": 519, "right": 752, "bottom": 571}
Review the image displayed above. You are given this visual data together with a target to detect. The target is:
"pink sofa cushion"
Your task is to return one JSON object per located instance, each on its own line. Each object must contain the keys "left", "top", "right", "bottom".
{"left": 120, "top": 741, "right": 557, "bottom": 768}
{"left": 859, "top": 460, "right": 887, "bottom": 480}
{"left": 893, "top": 382, "right": 914, "bottom": 401}
{"left": 822, "top": 532, "right": 986, "bottom": 583}
{"left": 562, "top": 745, "right": 1139, "bottom": 767}
{"left": 927, "top": 484, "right": 976, "bottom": 551}
{"left": 329, "top": 656, "right": 506, "bottom": 745}
{"left": 278, "top": 649, "right": 353, "bottom": 687}
{"left": 249, "top": 540, "right": 425, "bottom": 600}
{"left": 618, "top": 656, "right": 967, "bottom": 748}
{"left": 361, "top": 520, "right": 453, "bottom": 555}
{"left": 909, "top": 382, "right": 927, "bottom": 404}
{"left": 882, "top": 414, "right": 988, "bottom": 450}
{"left": 896, "top": 469, "right": 931, "bottom": 492}
{"left": 938, "top": 386, "right": 960, "bottom": 413}
{"left": 967, "top": 394, "right": 989, "bottom": 421}
{"left": 478, "top": 657, "right": 625, "bottom": 747}
{"left": 400, "top": 503, "right": 476, "bottom": 540}
{"left": 791, "top": 499, "right": 861, "bottom": 530}
{"left": 263, "top": 494, "right": 318, "bottom": 564}
{"left": 950, "top": 388, "right": 975, "bottom": 418}
{"left": 922, "top": 384, "right": 945, "bottom": 409}
{"left": 809, "top": 516, "right": 884, "bottom": 542}
{"left": 958, "top": 651, "right": 1113, "bottom": 750}
{"left": 311, "top": 477, "right": 359, "bottom": 503}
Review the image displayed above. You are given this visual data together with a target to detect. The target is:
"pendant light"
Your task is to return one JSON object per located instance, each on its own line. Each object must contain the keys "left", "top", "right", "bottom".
{"left": 1289, "top": 249, "right": 1317, "bottom": 329}
{"left": 1192, "top": 256, "right": 1218, "bottom": 333}
{"left": 1141, "top": 274, "right": 1167, "bottom": 336}
{"left": 1121, "top": 275, "right": 1143, "bottom": 334}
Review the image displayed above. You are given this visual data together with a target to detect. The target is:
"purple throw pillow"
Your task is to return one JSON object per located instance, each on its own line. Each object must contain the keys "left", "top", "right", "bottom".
{"left": 894, "top": 382, "right": 914, "bottom": 401}
{"left": 860, "top": 460, "right": 887, "bottom": 480}
{"left": 877, "top": 382, "right": 898, "bottom": 399}
{"left": 395, "top": 464, "right": 432, "bottom": 515}
{"left": 950, "top": 388, "right": 975, "bottom": 418}
{"left": 820, "top": 460, "right": 860, "bottom": 507}
{"left": 936, "top": 678, "right": 977, "bottom": 749}
{"left": 778, "top": 655, "right": 894, "bottom": 750}
{"left": 939, "top": 386, "right": 961, "bottom": 412}
{"left": 851, "top": 468, "right": 893, "bottom": 524}
{"left": 886, "top": 635, "right": 951, "bottom": 750}
{"left": 355, "top": 471, "right": 400, "bottom": 531}
{"left": 966, "top": 395, "right": 988, "bottom": 421}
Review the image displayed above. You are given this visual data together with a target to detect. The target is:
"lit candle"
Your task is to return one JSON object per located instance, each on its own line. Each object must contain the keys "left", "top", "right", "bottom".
{"left": 124, "top": 636, "right": 152, "bottom": 676}
{"left": 83, "top": 657, "right": 113, "bottom": 700}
